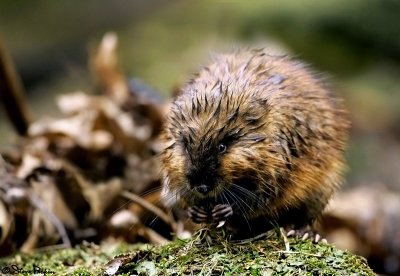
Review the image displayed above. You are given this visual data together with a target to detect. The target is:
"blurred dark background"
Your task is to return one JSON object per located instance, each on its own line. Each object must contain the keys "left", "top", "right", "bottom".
{"left": 1, "top": 0, "right": 400, "bottom": 272}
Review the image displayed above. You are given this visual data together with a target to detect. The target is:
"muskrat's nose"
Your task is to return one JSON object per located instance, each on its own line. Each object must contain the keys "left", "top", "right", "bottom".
{"left": 195, "top": 185, "right": 210, "bottom": 194}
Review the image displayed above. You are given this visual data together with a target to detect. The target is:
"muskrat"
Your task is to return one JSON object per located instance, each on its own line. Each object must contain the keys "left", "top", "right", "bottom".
{"left": 160, "top": 49, "right": 350, "bottom": 240}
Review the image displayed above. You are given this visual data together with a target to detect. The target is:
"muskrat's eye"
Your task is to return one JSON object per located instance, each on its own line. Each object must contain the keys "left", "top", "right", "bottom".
{"left": 218, "top": 143, "right": 227, "bottom": 154}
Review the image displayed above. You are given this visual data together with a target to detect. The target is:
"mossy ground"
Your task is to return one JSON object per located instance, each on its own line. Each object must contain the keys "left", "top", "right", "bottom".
{"left": 0, "top": 231, "right": 374, "bottom": 275}
{"left": 0, "top": 241, "right": 142, "bottom": 276}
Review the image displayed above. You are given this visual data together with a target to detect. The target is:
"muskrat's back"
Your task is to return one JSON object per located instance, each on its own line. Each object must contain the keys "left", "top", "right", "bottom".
{"left": 161, "top": 49, "right": 350, "bottom": 238}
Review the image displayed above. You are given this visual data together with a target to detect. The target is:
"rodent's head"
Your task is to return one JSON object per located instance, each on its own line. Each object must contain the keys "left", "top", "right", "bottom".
{"left": 161, "top": 78, "right": 287, "bottom": 208}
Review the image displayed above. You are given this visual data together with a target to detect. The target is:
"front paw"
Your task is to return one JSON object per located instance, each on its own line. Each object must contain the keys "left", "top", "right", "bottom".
{"left": 187, "top": 204, "right": 233, "bottom": 225}
{"left": 286, "top": 226, "right": 327, "bottom": 243}
{"left": 188, "top": 205, "right": 209, "bottom": 224}
{"left": 211, "top": 204, "right": 233, "bottom": 223}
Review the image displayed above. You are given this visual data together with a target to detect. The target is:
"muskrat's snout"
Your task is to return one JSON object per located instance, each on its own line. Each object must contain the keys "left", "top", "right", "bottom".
{"left": 185, "top": 167, "right": 218, "bottom": 195}
{"left": 193, "top": 185, "right": 211, "bottom": 194}
{"left": 187, "top": 176, "right": 217, "bottom": 195}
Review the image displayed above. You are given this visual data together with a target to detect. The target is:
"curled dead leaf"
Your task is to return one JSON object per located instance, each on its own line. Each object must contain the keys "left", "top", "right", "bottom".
{"left": 0, "top": 200, "right": 11, "bottom": 246}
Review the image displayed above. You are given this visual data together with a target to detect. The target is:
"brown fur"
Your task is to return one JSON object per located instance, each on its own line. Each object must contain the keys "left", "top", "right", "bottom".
{"left": 160, "top": 49, "right": 350, "bottom": 238}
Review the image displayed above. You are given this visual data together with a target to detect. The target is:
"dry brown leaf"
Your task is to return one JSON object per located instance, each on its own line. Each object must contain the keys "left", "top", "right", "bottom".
{"left": 84, "top": 178, "right": 122, "bottom": 221}
{"left": 105, "top": 253, "right": 140, "bottom": 276}
{"left": 28, "top": 111, "right": 113, "bottom": 151}
{"left": 109, "top": 209, "right": 139, "bottom": 229}
{"left": 16, "top": 153, "right": 42, "bottom": 179}
{"left": 90, "top": 32, "right": 129, "bottom": 105}
{"left": 30, "top": 174, "right": 78, "bottom": 229}
{"left": 0, "top": 32, "right": 174, "bottom": 255}
{"left": 137, "top": 226, "right": 169, "bottom": 246}
{"left": 57, "top": 91, "right": 93, "bottom": 115}
{"left": 124, "top": 154, "right": 160, "bottom": 194}
{"left": 320, "top": 186, "right": 400, "bottom": 273}
{"left": 20, "top": 210, "right": 41, "bottom": 253}
{"left": 0, "top": 200, "right": 12, "bottom": 246}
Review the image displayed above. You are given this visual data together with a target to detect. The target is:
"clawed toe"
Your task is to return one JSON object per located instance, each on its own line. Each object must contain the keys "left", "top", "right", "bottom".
{"left": 301, "top": 232, "right": 309, "bottom": 240}
{"left": 188, "top": 206, "right": 209, "bottom": 223}
{"left": 188, "top": 204, "right": 233, "bottom": 225}
{"left": 286, "top": 230, "right": 296, "bottom": 237}
{"left": 211, "top": 204, "right": 233, "bottom": 222}
{"left": 285, "top": 227, "right": 327, "bottom": 243}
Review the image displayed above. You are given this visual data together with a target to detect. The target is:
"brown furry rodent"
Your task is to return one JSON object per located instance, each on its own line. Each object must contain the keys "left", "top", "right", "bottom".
{"left": 160, "top": 49, "right": 350, "bottom": 239}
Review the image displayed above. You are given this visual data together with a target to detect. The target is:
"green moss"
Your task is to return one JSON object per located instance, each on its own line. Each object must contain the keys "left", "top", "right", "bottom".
{"left": 0, "top": 232, "right": 375, "bottom": 275}
{"left": 0, "top": 242, "right": 139, "bottom": 276}
{"left": 105, "top": 231, "right": 375, "bottom": 275}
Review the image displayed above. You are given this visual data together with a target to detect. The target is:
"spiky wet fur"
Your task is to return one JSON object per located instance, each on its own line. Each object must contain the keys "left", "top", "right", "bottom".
{"left": 160, "top": 49, "right": 350, "bottom": 238}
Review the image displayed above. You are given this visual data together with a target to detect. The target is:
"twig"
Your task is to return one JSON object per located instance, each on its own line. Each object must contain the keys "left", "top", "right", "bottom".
{"left": 121, "top": 190, "right": 177, "bottom": 232}
{"left": 230, "top": 231, "right": 273, "bottom": 244}
{"left": 34, "top": 243, "right": 71, "bottom": 253}
{"left": 138, "top": 226, "right": 169, "bottom": 245}
{"left": 90, "top": 32, "right": 130, "bottom": 105}
{"left": 29, "top": 193, "right": 72, "bottom": 248}
{"left": 280, "top": 227, "right": 290, "bottom": 252}
{"left": 273, "top": 251, "right": 322, "bottom": 258}
{"left": 0, "top": 39, "right": 32, "bottom": 135}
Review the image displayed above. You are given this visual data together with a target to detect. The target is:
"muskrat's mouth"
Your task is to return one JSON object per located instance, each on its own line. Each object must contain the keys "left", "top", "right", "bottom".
{"left": 187, "top": 175, "right": 272, "bottom": 213}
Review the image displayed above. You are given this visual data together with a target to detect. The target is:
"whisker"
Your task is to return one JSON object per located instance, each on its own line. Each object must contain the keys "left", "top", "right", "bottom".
{"left": 231, "top": 184, "right": 265, "bottom": 210}
{"left": 225, "top": 189, "right": 252, "bottom": 232}
{"left": 138, "top": 186, "right": 162, "bottom": 197}
{"left": 226, "top": 188, "right": 256, "bottom": 220}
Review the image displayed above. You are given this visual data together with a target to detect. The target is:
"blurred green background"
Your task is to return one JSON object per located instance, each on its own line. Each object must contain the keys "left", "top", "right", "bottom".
{"left": 1, "top": 0, "right": 400, "bottom": 192}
